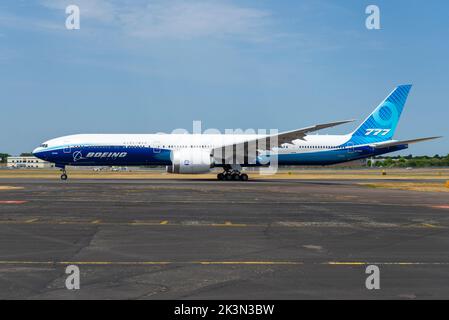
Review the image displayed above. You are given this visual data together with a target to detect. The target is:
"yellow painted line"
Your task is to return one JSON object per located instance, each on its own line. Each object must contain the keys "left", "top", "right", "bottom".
{"left": 327, "top": 262, "right": 367, "bottom": 266}
{"left": 325, "top": 262, "right": 449, "bottom": 266}
{"left": 0, "top": 186, "right": 24, "bottom": 190}
{"left": 58, "top": 261, "right": 172, "bottom": 266}
{"left": 198, "top": 261, "right": 302, "bottom": 265}
{"left": 211, "top": 221, "right": 248, "bottom": 227}
{"left": 421, "top": 223, "right": 440, "bottom": 228}
{"left": 0, "top": 261, "right": 55, "bottom": 265}
{"left": 130, "top": 220, "right": 161, "bottom": 226}
{"left": 0, "top": 260, "right": 300, "bottom": 266}
{"left": 0, "top": 261, "right": 171, "bottom": 266}
{"left": 0, "top": 219, "right": 447, "bottom": 230}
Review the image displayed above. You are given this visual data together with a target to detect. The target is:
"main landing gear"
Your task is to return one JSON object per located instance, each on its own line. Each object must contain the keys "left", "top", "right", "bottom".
{"left": 217, "top": 170, "right": 248, "bottom": 181}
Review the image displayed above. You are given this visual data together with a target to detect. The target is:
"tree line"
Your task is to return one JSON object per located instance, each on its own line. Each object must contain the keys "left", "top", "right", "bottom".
{"left": 368, "top": 154, "right": 449, "bottom": 168}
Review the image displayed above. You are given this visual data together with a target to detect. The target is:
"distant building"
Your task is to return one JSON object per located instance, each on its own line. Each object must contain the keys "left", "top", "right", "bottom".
{"left": 7, "top": 156, "right": 54, "bottom": 168}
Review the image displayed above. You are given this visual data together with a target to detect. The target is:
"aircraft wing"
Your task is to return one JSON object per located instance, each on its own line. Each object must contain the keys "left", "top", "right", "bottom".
{"left": 369, "top": 136, "right": 442, "bottom": 149}
{"left": 212, "top": 119, "right": 355, "bottom": 161}
{"left": 273, "top": 119, "right": 356, "bottom": 145}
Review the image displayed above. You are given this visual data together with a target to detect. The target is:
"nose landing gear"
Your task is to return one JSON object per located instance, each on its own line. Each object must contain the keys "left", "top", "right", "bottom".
{"left": 60, "top": 168, "right": 68, "bottom": 180}
{"left": 55, "top": 164, "right": 68, "bottom": 181}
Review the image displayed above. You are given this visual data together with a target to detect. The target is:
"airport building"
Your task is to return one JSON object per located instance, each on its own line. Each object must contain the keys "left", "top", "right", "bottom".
{"left": 7, "top": 156, "right": 54, "bottom": 168}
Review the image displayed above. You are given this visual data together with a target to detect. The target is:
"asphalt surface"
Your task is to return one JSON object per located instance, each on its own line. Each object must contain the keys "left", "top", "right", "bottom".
{"left": 0, "top": 178, "right": 449, "bottom": 299}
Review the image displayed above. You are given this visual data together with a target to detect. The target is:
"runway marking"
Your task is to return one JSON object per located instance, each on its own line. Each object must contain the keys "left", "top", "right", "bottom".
{"left": 432, "top": 205, "right": 449, "bottom": 210}
{"left": 130, "top": 220, "right": 161, "bottom": 226}
{"left": 24, "top": 198, "right": 444, "bottom": 208}
{"left": 0, "top": 260, "right": 300, "bottom": 266}
{"left": 421, "top": 223, "right": 441, "bottom": 228}
{"left": 0, "top": 261, "right": 171, "bottom": 266}
{"left": 0, "top": 186, "right": 24, "bottom": 190}
{"left": 0, "top": 200, "right": 27, "bottom": 204}
{"left": 325, "top": 262, "right": 449, "bottom": 266}
{"left": 0, "top": 260, "right": 448, "bottom": 266}
{"left": 198, "top": 261, "right": 302, "bottom": 265}
{"left": 0, "top": 219, "right": 447, "bottom": 229}
{"left": 326, "top": 262, "right": 366, "bottom": 266}
{"left": 211, "top": 221, "right": 248, "bottom": 227}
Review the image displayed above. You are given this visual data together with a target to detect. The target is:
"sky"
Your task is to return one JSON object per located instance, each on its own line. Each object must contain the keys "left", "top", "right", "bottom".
{"left": 1, "top": 0, "right": 448, "bottom": 155}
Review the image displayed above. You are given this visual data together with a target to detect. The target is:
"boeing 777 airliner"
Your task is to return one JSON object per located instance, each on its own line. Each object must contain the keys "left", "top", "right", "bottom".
{"left": 33, "top": 85, "right": 440, "bottom": 181}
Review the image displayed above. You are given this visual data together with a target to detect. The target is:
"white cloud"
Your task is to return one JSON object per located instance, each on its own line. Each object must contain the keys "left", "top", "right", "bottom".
{"left": 0, "top": 10, "right": 63, "bottom": 32}
{"left": 120, "top": 1, "right": 270, "bottom": 39}
{"left": 40, "top": 0, "right": 271, "bottom": 40}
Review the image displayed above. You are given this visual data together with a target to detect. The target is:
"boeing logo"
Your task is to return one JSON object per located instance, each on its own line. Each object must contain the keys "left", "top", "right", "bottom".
{"left": 72, "top": 151, "right": 127, "bottom": 162}
{"left": 86, "top": 152, "right": 127, "bottom": 158}
{"left": 72, "top": 151, "right": 85, "bottom": 162}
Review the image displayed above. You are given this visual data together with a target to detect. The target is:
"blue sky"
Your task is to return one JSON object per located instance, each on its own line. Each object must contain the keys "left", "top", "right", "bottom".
{"left": 1, "top": 0, "right": 448, "bottom": 155}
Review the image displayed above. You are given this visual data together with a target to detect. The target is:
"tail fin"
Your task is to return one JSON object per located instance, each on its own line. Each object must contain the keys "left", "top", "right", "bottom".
{"left": 349, "top": 85, "right": 412, "bottom": 144}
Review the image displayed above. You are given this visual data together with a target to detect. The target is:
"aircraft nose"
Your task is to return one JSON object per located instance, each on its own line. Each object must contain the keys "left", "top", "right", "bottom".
{"left": 33, "top": 147, "right": 44, "bottom": 159}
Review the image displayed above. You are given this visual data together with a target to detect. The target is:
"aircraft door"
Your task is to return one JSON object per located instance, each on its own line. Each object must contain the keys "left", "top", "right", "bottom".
{"left": 153, "top": 141, "right": 161, "bottom": 154}
{"left": 347, "top": 142, "right": 355, "bottom": 153}
{"left": 63, "top": 142, "right": 71, "bottom": 154}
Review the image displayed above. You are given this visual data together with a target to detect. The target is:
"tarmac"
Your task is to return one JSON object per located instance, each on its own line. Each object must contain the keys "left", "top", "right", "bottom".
{"left": 0, "top": 177, "right": 449, "bottom": 299}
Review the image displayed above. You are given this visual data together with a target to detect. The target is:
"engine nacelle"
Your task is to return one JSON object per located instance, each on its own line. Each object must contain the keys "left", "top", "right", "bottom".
{"left": 166, "top": 149, "right": 214, "bottom": 174}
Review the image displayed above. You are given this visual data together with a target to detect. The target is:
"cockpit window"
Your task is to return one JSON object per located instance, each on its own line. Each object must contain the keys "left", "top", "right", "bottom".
{"left": 40, "top": 144, "right": 48, "bottom": 148}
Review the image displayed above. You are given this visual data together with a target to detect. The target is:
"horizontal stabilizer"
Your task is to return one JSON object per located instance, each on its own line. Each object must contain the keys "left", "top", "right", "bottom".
{"left": 370, "top": 136, "right": 442, "bottom": 149}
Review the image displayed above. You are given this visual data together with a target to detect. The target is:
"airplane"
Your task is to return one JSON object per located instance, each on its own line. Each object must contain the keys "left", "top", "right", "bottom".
{"left": 33, "top": 85, "right": 440, "bottom": 181}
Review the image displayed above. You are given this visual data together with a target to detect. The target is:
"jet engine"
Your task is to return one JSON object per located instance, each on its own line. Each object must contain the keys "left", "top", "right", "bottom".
{"left": 166, "top": 149, "right": 214, "bottom": 174}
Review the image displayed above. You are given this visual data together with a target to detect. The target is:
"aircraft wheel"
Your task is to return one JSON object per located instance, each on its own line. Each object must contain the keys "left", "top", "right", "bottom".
{"left": 224, "top": 173, "right": 232, "bottom": 181}
{"left": 217, "top": 173, "right": 224, "bottom": 180}
{"left": 61, "top": 174, "right": 68, "bottom": 181}
{"left": 240, "top": 173, "right": 248, "bottom": 181}
{"left": 232, "top": 173, "right": 240, "bottom": 181}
